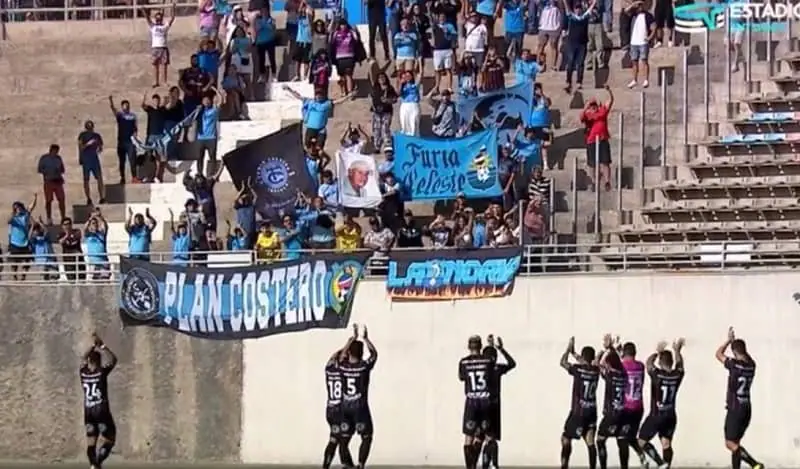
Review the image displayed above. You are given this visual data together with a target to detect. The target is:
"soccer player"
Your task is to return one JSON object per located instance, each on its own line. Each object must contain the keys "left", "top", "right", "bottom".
{"left": 715, "top": 327, "right": 764, "bottom": 469}
{"left": 338, "top": 324, "right": 378, "bottom": 469}
{"left": 559, "top": 337, "right": 600, "bottom": 469}
{"left": 459, "top": 335, "right": 496, "bottom": 469}
{"left": 80, "top": 332, "right": 118, "bottom": 469}
{"left": 597, "top": 334, "right": 627, "bottom": 469}
{"left": 322, "top": 326, "right": 359, "bottom": 469}
{"left": 637, "top": 339, "right": 685, "bottom": 469}
{"left": 619, "top": 340, "right": 647, "bottom": 469}
{"left": 480, "top": 335, "right": 517, "bottom": 469}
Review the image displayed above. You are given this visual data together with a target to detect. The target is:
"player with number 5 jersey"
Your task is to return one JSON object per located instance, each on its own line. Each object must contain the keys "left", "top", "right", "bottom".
{"left": 715, "top": 327, "right": 764, "bottom": 469}
{"left": 559, "top": 337, "right": 600, "bottom": 469}
{"left": 636, "top": 339, "right": 685, "bottom": 469}
{"left": 336, "top": 324, "right": 378, "bottom": 469}
{"left": 79, "top": 332, "right": 118, "bottom": 469}
{"left": 321, "top": 328, "right": 362, "bottom": 469}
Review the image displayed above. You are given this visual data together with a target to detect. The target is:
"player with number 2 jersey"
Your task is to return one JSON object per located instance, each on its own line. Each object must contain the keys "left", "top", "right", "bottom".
{"left": 79, "top": 333, "right": 118, "bottom": 469}
{"left": 715, "top": 327, "right": 764, "bottom": 469}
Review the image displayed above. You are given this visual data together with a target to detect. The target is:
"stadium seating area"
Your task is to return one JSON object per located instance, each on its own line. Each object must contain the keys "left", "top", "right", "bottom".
{"left": 4, "top": 2, "right": 800, "bottom": 273}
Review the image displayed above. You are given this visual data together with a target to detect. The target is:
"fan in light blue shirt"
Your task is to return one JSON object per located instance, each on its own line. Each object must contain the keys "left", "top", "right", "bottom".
{"left": 504, "top": 0, "right": 526, "bottom": 33}
{"left": 476, "top": 0, "right": 498, "bottom": 16}
{"left": 393, "top": 28, "right": 419, "bottom": 59}
{"left": 514, "top": 50, "right": 541, "bottom": 85}
{"left": 302, "top": 96, "right": 333, "bottom": 130}
{"left": 400, "top": 81, "right": 420, "bottom": 103}
{"left": 197, "top": 99, "right": 219, "bottom": 141}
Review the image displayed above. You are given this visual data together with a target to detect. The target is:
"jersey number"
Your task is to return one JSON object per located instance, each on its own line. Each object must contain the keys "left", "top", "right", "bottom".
{"left": 468, "top": 370, "right": 487, "bottom": 391}
{"left": 583, "top": 380, "right": 597, "bottom": 399}
{"left": 327, "top": 381, "right": 342, "bottom": 399}
{"left": 626, "top": 376, "right": 642, "bottom": 400}
{"left": 343, "top": 378, "right": 357, "bottom": 396}
{"left": 659, "top": 385, "right": 674, "bottom": 405}
{"left": 736, "top": 376, "right": 751, "bottom": 397}
{"left": 83, "top": 383, "right": 101, "bottom": 403}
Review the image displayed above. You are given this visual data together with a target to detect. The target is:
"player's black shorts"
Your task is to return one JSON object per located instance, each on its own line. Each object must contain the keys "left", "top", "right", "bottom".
{"left": 486, "top": 400, "right": 502, "bottom": 441}
{"left": 724, "top": 406, "right": 752, "bottom": 442}
{"left": 326, "top": 405, "right": 343, "bottom": 436}
{"left": 462, "top": 398, "right": 492, "bottom": 437}
{"left": 84, "top": 409, "right": 116, "bottom": 439}
{"left": 619, "top": 408, "right": 644, "bottom": 440}
{"left": 340, "top": 403, "right": 373, "bottom": 436}
{"left": 562, "top": 409, "right": 598, "bottom": 440}
{"left": 598, "top": 411, "right": 624, "bottom": 438}
{"left": 638, "top": 412, "right": 677, "bottom": 441}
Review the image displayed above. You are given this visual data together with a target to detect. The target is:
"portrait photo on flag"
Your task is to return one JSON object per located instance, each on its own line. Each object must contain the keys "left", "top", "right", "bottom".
{"left": 337, "top": 149, "right": 382, "bottom": 209}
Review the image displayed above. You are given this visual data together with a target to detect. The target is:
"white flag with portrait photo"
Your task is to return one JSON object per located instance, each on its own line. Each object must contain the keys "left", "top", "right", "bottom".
{"left": 337, "top": 148, "right": 382, "bottom": 209}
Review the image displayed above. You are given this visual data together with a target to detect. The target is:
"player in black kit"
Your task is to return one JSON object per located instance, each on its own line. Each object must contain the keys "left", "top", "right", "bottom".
{"left": 338, "top": 324, "right": 378, "bottom": 469}
{"left": 322, "top": 325, "right": 360, "bottom": 469}
{"left": 596, "top": 335, "right": 627, "bottom": 469}
{"left": 637, "top": 339, "right": 685, "bottom": 469}
{"left": 559, "top": 337, "right": 600, "bottom": 469}
{"left": 715, "top": 327, "right": 764, "bottom": 469}
{"left": 479, "top": 335, "right": 516, "bottom": 469}
{"left": 459, "top": 335, "right": 496, "bottom": 469}
{"left": 80, "top": 333, "right": 118, "bottom": 469}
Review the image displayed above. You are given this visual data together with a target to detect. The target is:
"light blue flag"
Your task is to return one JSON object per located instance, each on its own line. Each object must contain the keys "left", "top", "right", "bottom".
{"left": 131, "top": 106, "right": 201, "bottom": 158}
{"left": 392, "top": 129, "right": 502, "bottom": 201}
{"left": 456, "top": 82, "right": 533, "bottom": 144}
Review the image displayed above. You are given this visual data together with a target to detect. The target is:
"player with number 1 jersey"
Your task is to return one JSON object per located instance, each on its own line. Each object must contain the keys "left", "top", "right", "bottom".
{"left": 637, "top": 339, "right": 686, "bottom": 469}
{"left": 80, "top": 333, "right": 118, "bottom": 469}
{"left": 559, "top": 337, "right": 600, "bottom": 469}
{"left": 715, "top": 327, "right": 764, "bottom": 469}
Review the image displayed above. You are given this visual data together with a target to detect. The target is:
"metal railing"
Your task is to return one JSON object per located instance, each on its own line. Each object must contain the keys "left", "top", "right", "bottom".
{"left": 0, "top": 0, "right": 247, "bottom": 22}
{"left": 3, "top": 240, "right": 800, "bottom": 285}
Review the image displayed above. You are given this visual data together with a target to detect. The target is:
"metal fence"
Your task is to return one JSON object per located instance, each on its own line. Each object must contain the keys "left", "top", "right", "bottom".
{"left": 2, "top": 240, "right": 800, "bottom": 286}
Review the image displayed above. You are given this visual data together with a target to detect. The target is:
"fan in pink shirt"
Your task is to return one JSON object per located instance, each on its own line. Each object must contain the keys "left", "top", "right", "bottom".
{"left": 618, "top": 342, "right": 648, "bottom": 469}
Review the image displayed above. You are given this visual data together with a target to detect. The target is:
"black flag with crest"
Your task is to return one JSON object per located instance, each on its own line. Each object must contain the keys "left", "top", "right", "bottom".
{"left": 223, "top": 122, "right": 315, "bottom": 222}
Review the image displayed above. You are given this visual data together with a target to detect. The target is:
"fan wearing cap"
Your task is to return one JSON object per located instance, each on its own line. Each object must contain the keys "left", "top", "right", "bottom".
{"left": 459, "top": 335, "right": 497, "bottom": 469}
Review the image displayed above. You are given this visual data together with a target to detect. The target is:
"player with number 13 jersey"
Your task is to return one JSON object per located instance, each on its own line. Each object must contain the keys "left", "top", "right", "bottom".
{"left": 459, "top": 335, "right": 496, "bottom": 469}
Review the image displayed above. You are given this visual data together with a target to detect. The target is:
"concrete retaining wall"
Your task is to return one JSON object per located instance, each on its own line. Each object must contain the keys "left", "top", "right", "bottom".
{"left": 0, "top": 286, "right": 242, "bottom": 462}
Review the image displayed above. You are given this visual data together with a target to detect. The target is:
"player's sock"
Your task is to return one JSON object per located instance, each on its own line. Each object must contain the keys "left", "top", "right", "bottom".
{"left": 489, "top": 439, "right": 499, "bottom": 469}
{"left": 642, "top": 442, "right": 665, "bottom": 466}
{"left": 482, "top": 443, "right": 491, "bottom": 469}
{"left": 463, "top": 444, "right": 473, "bottom": 469}
{"left": 339, "top": 438, "right": 355, "bottom": 468}
{"left": 736, "top": 447, "right": 760, "bottom": 467}
{"left": 597, "top": 439, "right": 608, "bottom": 469}
{"left": 618, "top": 440, "right": 630, "bottom": 469}
{"left": 732, "top": 449, "right": 743, "bottom": 469}
{"left": 322, "top": 439, "right": 338, "bottom": 469}
{"left": 482, "top": 439, "right": 498, "bottom": 469}
{"left": 86, "top": 445, "right": 97, "bottom": 466}
{"left": 587, "top": 444, "right": 598, "bottom": 469}
{"left": 470, "top": 442, "right": 483, "bottom": 469}
{"left": 663, "top": 447, "right": 673, "bottom": 466}
{"left": 357, "top": 435, "right": 373, "bottom": 467}
{"left": 96, "top": 441, "right": 114, "bottom": 466}
{"left": 560, "top": 443, "right": 572, "bottom": 469}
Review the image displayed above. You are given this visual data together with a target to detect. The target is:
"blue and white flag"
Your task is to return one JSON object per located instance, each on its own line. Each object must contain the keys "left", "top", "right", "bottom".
{"left": 392, "top": 129, "right": 502, "bottom": 201}
{"left": 131, "top": 106, "right": 201, "bottom": 158}
{"left": 456, "top": 82, "right": 533, "bottom": 144}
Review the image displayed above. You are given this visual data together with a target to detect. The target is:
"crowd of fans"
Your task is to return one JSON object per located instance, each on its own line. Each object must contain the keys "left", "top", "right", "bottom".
{"left": 0, "top": 0, "right": 670, "bottom": 279}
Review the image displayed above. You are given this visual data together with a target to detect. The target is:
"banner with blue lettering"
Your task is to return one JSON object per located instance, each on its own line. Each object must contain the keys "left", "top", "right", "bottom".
{"left": 456, "top": 82, "right": 533, "bottom": 144}
{"left": 118, "top": 254, "right": 370, "bottom": 339}
{"left": 393, "top": 129, "right": 502, "bottom": 201}
{"left": 386, "top": 247, "right": 522, "bottom": 301}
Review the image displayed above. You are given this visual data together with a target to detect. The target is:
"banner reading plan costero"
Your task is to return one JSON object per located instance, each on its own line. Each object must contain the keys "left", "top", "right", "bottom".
{"left": 118, "top": 254, "right": 370, "bottom": 339}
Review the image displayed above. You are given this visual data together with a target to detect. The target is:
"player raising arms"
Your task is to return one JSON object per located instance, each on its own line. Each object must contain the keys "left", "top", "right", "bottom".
{"left": 619, "top": 340, "right": 647, "bottom": 469}
{"left": 338, "top": 324, "right": 378, "bottom": 469}
{"left": 715, "top": 327, "right": 764, "bottom": 469}
{"left": 637, "top": 339, "right": 685, "bottom": 469}
{"left": 596, "top": 334, "right": 627, "bottom": 469}
{"left": 322, "top": 325, "right": 360, "bottom": 469}
{"left": 480, "top": 335, "right": 517, "bottom": 469}
{"left": 80, "top": 332, "right": 118, "bottom": 469}
{"left": 559, "top": 337, "right": 600, "bottom": 469}
{"left": 459, "top": 335, "right": 496, "bottom": 469}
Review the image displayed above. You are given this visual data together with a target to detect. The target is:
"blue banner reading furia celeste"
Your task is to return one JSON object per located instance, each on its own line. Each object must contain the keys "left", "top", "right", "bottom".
{"left": 393, "top": 129, "right": 502, "bottom": 201}
{"left": 456, "top": 82, "right": 533, "bottom": 145}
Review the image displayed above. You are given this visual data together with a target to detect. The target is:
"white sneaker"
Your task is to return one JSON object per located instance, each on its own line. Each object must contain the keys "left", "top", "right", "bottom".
{"left": 731, "top": 63, "right": 740, "bottom": 73}
{"left": 642, "top": 80, "right": 650, "bottom": 88}
{"left": 654, "top": 41, "right": 662, "bottom": 48}
{"left": 658, "top": 464, "right": 669, "bottom": 469}
{"left": 627, "top": 80, "right": 637, "bottom": 89}
{"left": 667, "top": 40, "right": 674, "bottom": 47}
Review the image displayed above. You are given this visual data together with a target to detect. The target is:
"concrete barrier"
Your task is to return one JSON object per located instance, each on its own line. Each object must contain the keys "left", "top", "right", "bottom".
{"left": 241, "top": 273, "right": 800, "bottom": 468}
{"left": 0, "top": 286, "right": 242, "bottom": 463}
